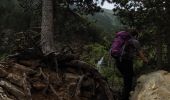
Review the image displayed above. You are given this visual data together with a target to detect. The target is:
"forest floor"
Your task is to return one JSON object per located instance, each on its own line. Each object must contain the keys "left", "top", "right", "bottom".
{"left": 0, "top": 49, "right": 119, "bottom": 100}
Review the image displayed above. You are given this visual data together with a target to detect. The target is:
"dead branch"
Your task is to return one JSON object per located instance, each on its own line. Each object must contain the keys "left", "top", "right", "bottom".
{"left": 49, "top": 84, "right": 58, "bottom": 96}
{"left": 100, "top": 80, "right": 114, "bottom": 100}
{"left": 39, "top": 68, "right": 60, "bottom": 99}
{"left": 22, "top": 73, "right": 32, "bottom": 100}
{"left": 75, "top": 75, "right": 85, "bottom": 96}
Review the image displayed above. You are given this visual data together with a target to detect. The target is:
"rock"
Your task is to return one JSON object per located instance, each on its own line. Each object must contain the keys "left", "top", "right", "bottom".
{"left": 131, "top": 70, "right": 170, "bottom": 100}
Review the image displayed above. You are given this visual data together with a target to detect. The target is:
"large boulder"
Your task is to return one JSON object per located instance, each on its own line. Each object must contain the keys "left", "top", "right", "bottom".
{"left": 131, "top": 70, "right": 170, "bottom": 100}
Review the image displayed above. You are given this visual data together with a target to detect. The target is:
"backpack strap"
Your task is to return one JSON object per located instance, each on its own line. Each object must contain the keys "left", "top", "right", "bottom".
{"left": 119, "top": 40, "right": 128, "bottom": 61}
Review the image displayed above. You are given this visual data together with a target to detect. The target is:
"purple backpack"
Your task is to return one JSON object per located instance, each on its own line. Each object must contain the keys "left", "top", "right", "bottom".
{"left": 110, "top": 31, "right": 131, "bottom": 58}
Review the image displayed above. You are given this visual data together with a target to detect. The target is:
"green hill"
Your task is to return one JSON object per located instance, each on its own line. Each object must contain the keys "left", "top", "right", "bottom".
{"left": 87, "top": 9, "right": 123, "bottom": 33}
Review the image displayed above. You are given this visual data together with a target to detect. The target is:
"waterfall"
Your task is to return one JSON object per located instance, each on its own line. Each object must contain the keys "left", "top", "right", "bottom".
{"left": 97, "top": 56, "right": 104, "bottom": 72}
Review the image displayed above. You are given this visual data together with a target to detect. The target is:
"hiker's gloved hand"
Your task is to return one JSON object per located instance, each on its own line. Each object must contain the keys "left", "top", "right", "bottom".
{"left": 138, "top": 50, "right": 148, "bottom": 64}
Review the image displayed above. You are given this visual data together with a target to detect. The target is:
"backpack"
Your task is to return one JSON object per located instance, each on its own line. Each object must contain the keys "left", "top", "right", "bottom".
{"left": 110, "top": 31, "right": 131, "bottom": 58}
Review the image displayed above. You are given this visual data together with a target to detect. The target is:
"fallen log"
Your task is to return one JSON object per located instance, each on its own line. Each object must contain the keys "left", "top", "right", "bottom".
{"left": 22, "top": 73, "right": 32, "bottom": 100}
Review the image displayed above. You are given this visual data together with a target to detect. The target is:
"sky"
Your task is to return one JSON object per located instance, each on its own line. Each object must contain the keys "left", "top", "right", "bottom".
{"left": 100, "top": 2, "right": 115, "bottom": 10}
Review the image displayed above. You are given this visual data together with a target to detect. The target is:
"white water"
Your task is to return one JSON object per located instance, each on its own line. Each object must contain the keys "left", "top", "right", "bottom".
{"left": 97, "top": 56, "right": 104, "bottom": 72}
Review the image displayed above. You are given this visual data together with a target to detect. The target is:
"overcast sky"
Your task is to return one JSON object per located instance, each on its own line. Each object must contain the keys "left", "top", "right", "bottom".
{"left": 100, "top": 2, "right": 115, "bottom": 10}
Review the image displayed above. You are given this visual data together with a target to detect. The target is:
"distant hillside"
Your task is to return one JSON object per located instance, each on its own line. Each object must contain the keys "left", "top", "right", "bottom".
{"left": 87, "top": 9, "right": 123, "bottom": 33}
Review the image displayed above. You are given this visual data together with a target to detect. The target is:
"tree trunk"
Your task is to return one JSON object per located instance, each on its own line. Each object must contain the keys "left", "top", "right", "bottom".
{"left": 165, "top": 5, "right": 170, "bottom": 65}
{"left": 41, "top": 0, "right": 55, "bottom": 55}
{"left": 167, "top": 34, "right": 170, "bottom": 67}
{"left": 156, "top": 34, "right": 163, "bottom": 67}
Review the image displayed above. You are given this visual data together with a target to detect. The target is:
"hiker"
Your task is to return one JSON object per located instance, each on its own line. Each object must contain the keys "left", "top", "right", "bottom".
{"left": 110, "top": 30, "right": 148, "bottom": 100}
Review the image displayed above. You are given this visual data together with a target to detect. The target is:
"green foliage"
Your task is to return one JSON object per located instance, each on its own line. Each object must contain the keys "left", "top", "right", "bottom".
{"left": 0, "top": 0, "right": 27, "bottom": 31}
{"left": 54, "top": 9, "right": 104, "bottom": 44}
{"left": 81, "top": 43, "right": 106, "bottom": 65}
{"left": 0, "top": 29, "right": 39, "bottom": 55}
{"left": 80, "top": 42, "right": 124, "bottom": 88}
{"left": 0, "top": 52, "right": 8, "bottom": 60}
{"left": 100, "top": 64, "right": 123, "bottom": 87}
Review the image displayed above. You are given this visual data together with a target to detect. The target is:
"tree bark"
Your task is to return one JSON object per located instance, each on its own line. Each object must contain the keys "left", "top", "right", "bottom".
{"left": 167, "top": 34, "right": 170, "bottom": 66}
{"left": 156, "top": 34, "right": 163, "bottom": 67}
{"left": 41, "top": 0, "right": 55, "bottom": 55}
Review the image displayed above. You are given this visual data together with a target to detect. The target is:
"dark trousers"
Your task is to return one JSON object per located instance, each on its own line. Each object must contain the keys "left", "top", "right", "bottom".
{"left": 115, "top": 58, "right": 134, "bottom": 100}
